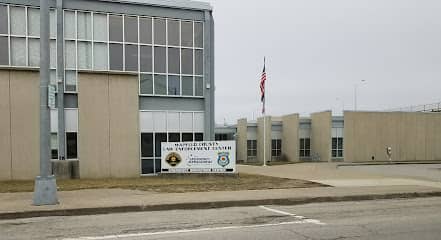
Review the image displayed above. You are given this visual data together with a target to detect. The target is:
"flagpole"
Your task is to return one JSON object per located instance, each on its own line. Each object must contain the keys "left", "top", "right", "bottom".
{"left": 263, "top": 57, "right": 267, "bottom": 167}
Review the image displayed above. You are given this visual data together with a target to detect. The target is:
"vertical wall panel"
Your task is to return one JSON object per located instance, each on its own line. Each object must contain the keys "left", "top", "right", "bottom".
{"left": 282, "top": 114, "right": 299, "bottom": 162}
{"left": 311, "top": 111, "right": 332, "bottom": 162}
{"left": 435, "top": 113, "right": 441, "bottom": 160}
{"left": 343, "top": 112, "right": 355, "bottom": 162}
{"left": 78, "top": 73, "right": 111, "bottom": 178}
{"left": 425, "top": 113, "right": 436, "bottom": 161}
{"left": 236, "top": 118, "right": 247, "bottom": 162}
{"left": 10, "top": 71, "right": 39, "bottom": 180}
{"left": 108, "top": 74, "right": 140, "bottom": 178}
{"left": 415, "top": 113, "right": 427, "bottom": 160}
{"left": 257, "top": 116, "right": 271, "bottom": 164}
{"left": 0, "top": 71, "right": 11, "bottom": 180}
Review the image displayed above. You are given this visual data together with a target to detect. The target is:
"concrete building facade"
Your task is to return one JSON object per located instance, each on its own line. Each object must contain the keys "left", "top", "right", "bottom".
{"left": 0, "top": 0, "right": 215, "bottom": 180}
{"left": 217, "top": 111, "right": 441, "bottom": 164}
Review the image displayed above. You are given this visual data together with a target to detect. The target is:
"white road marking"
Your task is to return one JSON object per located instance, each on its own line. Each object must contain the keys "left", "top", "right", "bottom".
{"left": 259, "top": 205, "right": 326, "bottom": 225}
{"left": 62, "top": 220, "right": 316, "bottom": 240}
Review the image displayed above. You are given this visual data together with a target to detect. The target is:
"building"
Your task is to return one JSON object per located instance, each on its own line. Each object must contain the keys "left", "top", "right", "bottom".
{"left": 0, "top": 0, "right": 215, "bottom": 180}
{"left": 216, "top": 111, "right": 441, "bottom": 164}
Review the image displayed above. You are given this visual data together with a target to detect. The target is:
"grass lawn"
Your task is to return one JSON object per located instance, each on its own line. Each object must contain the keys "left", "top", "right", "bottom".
{"left": 0, "top": 173, "right": 326, "bottom": 193}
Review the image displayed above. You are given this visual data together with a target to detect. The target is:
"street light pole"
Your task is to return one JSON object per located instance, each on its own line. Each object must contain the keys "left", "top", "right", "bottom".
{"left": 33, "top": 0, "right": 58, "bottom": 206}
{"left": 353, "top": 80, "right": 366, "bottom": 111}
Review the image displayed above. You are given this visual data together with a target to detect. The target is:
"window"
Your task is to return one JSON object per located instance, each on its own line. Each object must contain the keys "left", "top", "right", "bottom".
{"left": 154, "top": 132, "right": 167, "bottom": 172}
{"left": 124, "top": 16, "right": 138, "bottom": 43}
{"left": 64, "top": 10, "right": 76, "bottom": 39}
{"left": 11, "top": 37, "right": 26, "bottom": 66}
{"left": 332, "top": 137, "right": 344, "bottom": 158}
{"left": 247, "top": 140, "right": 257, "bottom": 157}
{"left": 93, "top": 13, "right": 107, "bottom": 41}
{"left": 0, "top": 5, "right": 8, "bottom": 34}
{"left": 28, "top": 8, "right": 40, "bottom": 37}
{"left": 78, "top": 41, "right": 92, "bottom": 69}
{"left": 299, "top": 138, "right": 311, "bottom": 157}
{"left": 154, "top": 75, "right": 166, "bottom": 95}
{"left": 65, "top": 71, "right": 77, "bottom": 92}
{"left": 28, "top": 39, "right": 40, "bottom": 67}
{"left": 140, "top": 46, "right": 152, "bottom": 72}
{"left": 272, "top": 139, "right": 282, "bottom": 160}
{"left": 194, "top": 22, "right": 203, "bottom": 48}
{"left": 51, "top": 133, "right": 58, "bottom": 160}
{"left": 10, "top": 6, "right": 26, "bottom": 36}
{"left": 182, "top": 76, "right": 193, "bottom": 96}
{"left": 181, "top": 49, "right": 193, "bottom": 75}
{"left": 154, "top": 46, "right": 166, "bottom": 73}
{"left": 140, "top": 74, "right": 153, "bottom": 94}
{"left": 181, "top": 21, "right": 192, "bottom": 47}
{"left": 167, "top": 19, "right": 179, "bottom": 46}
{"left": 195, "top": 77, "right": 204, "bottom": 96}
{"left": 154, "top": 18, "right": 166, "bottom": 45}
{"left": 77, "top": 11, "right": 92, "bottom": 40}
{"left": 195, "top": 133, "right": 204, "bottom": 141}
{"left": 93, "top": 42, "right": 108, "bottom": 70}
{"left": 0, "top": 37, "right": 8, "bottom": 65}
{"left": 139, "top": 17, "right": 152, "bottom": 44}
{"left": 168, "top": 76, "right": 180, "bottom": 95}
{"left": 66, "top": 132, "right": 78, "bottom": 159}
{"left": 182, "top": 133, "right": 193, "bottom": 142}
{"left": 168, "top": 47, "right": 180, "bottom": 74}
{"left": 109, "top": 43, "right": 123, "bottom": 70}
{"left": 65, "top": 40, "right": 76, "bottom": 69}
{"left": 109, "top": 15, "right": 123, "bottom": 42}
{"left": 141, "top": 133, "right": 153, "bottom": 158}
{"left": 141, "top": 133, "right": 154, "bottom": 175}
{"left": 195, "top": 50, "right": 203, "bottom": 75}
{"left": 125, "top": 44, "right": 138, "bottom": 71}
{"left": 168, "top": 133, "right": 180, "bottom": 142}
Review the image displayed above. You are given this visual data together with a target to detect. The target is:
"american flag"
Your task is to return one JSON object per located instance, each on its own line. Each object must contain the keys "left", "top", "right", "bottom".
{"left": 260, "top": 58, "right": 267, "bottom": 114}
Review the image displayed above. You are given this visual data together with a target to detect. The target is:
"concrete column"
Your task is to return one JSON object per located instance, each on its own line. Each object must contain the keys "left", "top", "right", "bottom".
{"left": 311, "top": 111, "right": 332, "bottom": 162}
{"left": 282, "top": 113, "right": 299, "bottom": 162}
{"left": 203, "top": 10, "right": 215, "bottom": 141}
{"left": 236, "top": 118, "right": 247, "bottom": 163}
{"left": 257, "top": 116, "right": 271, "bottom": 164}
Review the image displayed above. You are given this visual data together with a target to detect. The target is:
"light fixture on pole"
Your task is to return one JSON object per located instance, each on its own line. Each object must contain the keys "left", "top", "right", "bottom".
{"left": 354, "top": 80, "right": 366, "bottom": 111}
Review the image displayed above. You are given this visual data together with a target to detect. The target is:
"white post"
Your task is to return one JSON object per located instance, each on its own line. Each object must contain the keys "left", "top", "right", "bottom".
{"left": 263, "top": 114, "right": 266, "bottom": 167}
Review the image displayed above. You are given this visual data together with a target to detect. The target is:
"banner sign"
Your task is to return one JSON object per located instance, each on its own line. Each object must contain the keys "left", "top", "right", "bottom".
{"left": 161, "top": 141, "right": 236, "bottom": 173}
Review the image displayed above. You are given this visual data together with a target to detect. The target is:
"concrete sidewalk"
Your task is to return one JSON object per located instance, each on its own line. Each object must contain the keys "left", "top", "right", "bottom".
{"left": 1, "top": 185, "right": 441, "bottom": 220}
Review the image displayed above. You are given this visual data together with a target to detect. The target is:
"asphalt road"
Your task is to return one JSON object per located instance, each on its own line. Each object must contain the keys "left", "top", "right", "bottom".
{"left": 1, "top": 197, "right": 441, "bottom": 240}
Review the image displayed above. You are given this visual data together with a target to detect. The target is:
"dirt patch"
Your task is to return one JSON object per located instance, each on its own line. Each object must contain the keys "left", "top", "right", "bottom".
{"left": 0, "top": 174, "right": 327, "bottom": 193}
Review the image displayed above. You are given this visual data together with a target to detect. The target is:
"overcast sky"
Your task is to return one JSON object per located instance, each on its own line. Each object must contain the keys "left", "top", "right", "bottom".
{"left": 206, "top": 0, "right": 441, "bottom": 123}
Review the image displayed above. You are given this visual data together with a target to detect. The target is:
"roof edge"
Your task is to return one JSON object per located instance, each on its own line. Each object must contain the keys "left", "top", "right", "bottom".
{"left": 95, "top": 0, "right": 212, "bottom": 11}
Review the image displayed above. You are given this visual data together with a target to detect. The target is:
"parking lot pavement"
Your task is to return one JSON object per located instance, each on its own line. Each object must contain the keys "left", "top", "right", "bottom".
{"left": 340, "top": 164, "right": 441, "bottom": 182}
{"left": 239, "top": 163, "right": 441, "bottom": 188}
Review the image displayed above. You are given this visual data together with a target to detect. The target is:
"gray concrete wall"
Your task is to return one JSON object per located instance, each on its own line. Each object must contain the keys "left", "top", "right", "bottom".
{"left": 311, "top": 111, "right": 332, "bottom": 162}
{"left": 236, "top": 118, "right": 247, "bottom": 163}
{"left": 344, "top": 111, "right": 441, "bottom": 162}
{"left": 79, "top": 73, "right": 140, "bottom": 178}
{"left": 282, "top": 114, "right": 300, "bottom": 162}
{"left": 257, "top": 116, "right": 272, "bottom": 164}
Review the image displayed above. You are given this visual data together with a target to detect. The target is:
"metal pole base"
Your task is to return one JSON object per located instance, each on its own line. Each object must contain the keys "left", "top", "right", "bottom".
{"left": 33, "top": 175, "right": 58, "bottom": 206}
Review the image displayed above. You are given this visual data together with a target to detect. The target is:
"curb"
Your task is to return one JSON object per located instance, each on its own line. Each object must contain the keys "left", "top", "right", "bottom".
{"left": 1, "top": 191, "right": 441, "bottom": 220}
{"left": 337, "top": 161, "right": 441, "bottom": 167}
